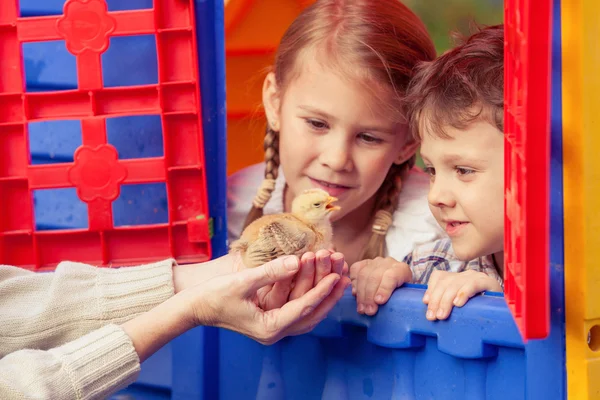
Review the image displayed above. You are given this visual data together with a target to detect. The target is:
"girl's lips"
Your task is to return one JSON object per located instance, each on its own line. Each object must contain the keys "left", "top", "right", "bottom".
{"left": 309, "top": 178, "right": 352, "bottom": 197}
{"left": 445, "top": 221, "right": 469, "bottom": 236}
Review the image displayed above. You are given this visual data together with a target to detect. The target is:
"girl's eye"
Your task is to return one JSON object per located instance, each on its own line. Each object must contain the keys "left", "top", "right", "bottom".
{"left": 306, "top": 119, "right": 328, "bottom": 130}
{"left": 423, "top": 166, "right": 435, "bottom": 176}
{"left": 358, "top": 133, "right": 383, "bottom": 144}
{"left": 456, "top": 167, "right": 475, "bottom": 176}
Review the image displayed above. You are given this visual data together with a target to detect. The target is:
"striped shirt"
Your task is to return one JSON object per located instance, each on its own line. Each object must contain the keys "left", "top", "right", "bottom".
{"left": 402, "top": 238, "right": 504, "bottom": 289}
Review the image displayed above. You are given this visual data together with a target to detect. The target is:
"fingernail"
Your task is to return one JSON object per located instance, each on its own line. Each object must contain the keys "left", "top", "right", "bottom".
{"left": 453, "top": 297, "right": 460, "bottom": 306}
{"left": 302, "top": 254, "right": 315, "bottom": 263}
{"left": 436, "top": 308, "right": 445, "bottom": 319}
{"left": 357, "top": 304, "right": 364, "bottom": 313}
{"left": 375, "top": 295, "right": 383, "bottom": 303}
{"left": 366, "top": 305, "right": 375, "bottom": 314}
{"left": 423, "top": 294, "right": 430, "bottom": 303}
{"left": 283, "top": 256, "right": 299, "bottom": 271}
{"left": 426, "top": 310, "right": 434, "bottom": 319}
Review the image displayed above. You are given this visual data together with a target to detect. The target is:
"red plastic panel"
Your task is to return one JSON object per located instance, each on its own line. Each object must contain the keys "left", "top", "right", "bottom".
{"left": 0, "top": 0, "right": 211, "bottom": 270}
{"left": 504, "top": 0, "right": 552, "bottom": 339}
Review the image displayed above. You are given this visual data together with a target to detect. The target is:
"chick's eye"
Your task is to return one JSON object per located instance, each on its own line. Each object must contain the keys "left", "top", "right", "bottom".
{"left": 313, "top": 203, "right": 322, "bottom": 208}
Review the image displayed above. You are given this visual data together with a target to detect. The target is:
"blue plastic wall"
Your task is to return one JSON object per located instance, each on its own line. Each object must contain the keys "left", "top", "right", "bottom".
{"left": 217, "top": 1, "right": 566, "bottom": 399}
{"left": 18, "top": 0, "right": 565, "bottom": 399}
{"left": 220, "top": 288, "right": 524, "bottom": 400}
{"left": 219, "top": 280, "right": 564, "bottom": 399}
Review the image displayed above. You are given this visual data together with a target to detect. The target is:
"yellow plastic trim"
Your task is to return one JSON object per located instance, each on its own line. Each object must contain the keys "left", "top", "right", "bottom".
{"left": 562, "top": 0, "right": 600, "bottom": 398}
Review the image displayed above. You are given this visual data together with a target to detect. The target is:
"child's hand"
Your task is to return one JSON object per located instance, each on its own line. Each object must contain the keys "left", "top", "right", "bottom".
{"left": 349, "top": 257, "right": 412, "bottom": 316}
{"left": 423, "top": 270, "right": 503, "bottom": 321}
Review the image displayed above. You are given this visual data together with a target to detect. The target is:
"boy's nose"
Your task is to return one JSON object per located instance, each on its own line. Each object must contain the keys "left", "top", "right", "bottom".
{"left": 428, "top": 178, "right": 455, "bottom": 208}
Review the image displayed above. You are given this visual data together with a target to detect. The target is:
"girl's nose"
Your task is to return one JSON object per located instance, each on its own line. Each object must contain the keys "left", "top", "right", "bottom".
{"left": 319, "top": 141, "right": 353, "bottom": 172}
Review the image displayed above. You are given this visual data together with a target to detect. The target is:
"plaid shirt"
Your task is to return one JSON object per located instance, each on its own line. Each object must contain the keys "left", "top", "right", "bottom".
{"left": 402, "top": 238, "right": 504, "bottom": 289}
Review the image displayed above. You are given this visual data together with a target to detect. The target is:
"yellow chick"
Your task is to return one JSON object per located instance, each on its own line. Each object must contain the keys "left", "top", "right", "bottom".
{"left": 229, "top": 188, "right": 340, "bottom": 268}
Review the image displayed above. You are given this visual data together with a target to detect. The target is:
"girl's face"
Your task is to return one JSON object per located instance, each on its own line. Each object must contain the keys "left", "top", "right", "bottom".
{"left": 263, "top": 60, "right": 416, "bottom": 222}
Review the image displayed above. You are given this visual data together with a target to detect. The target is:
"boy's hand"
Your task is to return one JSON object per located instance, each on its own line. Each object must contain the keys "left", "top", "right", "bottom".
{"left": 423, "top": 270, "right": 502, "bottom": 321}
{"left": 349, "top": 257, "right": 412, "bottom": 316}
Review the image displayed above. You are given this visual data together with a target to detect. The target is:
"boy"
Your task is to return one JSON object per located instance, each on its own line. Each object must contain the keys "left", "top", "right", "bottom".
{"left": 350, "top": 24, "right": 505, "bottom": 321}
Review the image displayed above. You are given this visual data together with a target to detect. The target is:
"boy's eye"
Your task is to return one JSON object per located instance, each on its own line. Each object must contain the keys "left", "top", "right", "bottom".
{"left": 423, "top": 166, "right": 435, "bottom": 176}
{"left": 358, "top": 133, "right": 383, "bottom": 144}
{"left": 306, "top": 119, "right": 328, "bottom": 130}
{"left": 456, "top": 167, "right": 475, "bottom": 176}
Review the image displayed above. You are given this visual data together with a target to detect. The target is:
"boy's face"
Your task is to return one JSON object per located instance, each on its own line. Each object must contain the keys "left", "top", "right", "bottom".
{"left": 420, "top": 119, "right": 504, "bottom": 261}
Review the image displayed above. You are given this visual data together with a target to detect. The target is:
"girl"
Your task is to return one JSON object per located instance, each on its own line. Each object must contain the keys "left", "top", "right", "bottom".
{"left": 228, "top": 0, "right": 445, "bottom": 271}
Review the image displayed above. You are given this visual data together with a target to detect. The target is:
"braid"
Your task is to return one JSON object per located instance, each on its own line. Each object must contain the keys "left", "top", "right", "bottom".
{"left": 360, "top": 156, "right": 415, "bottom": 260}
{"left": 242, "top": 125, "right": 281, "bottom": 230}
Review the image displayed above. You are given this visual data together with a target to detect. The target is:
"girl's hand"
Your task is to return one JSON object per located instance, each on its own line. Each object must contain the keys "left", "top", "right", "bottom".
{"left": 349, "top": 257, "right": 412, "bottom": 316}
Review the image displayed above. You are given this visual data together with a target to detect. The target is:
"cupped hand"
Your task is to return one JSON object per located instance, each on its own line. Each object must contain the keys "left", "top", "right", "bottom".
{"left": 177, "top": 255, "right": 350, "bottom": 344}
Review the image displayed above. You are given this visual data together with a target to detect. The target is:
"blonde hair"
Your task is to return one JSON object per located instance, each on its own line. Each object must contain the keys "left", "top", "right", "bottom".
{"left": 243, "top": 0, "right": 435, "bottom": 259}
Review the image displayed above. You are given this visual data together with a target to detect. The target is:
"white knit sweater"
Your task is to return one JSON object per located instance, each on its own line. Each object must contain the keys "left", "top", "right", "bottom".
{"left": 0, "top": 259, "right": 176, "bottom": 399}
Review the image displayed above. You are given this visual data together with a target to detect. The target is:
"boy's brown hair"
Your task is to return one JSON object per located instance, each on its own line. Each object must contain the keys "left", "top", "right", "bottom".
{"left": 404, "top": 24, "right": 504, "bottom": 139}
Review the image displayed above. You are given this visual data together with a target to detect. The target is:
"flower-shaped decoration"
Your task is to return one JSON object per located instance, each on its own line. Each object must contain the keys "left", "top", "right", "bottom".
{"left": 68, "top": 144, "right": 127, "bottom": 202}
{"left": 57, "top": 0, "right": 116, "bottom": 55}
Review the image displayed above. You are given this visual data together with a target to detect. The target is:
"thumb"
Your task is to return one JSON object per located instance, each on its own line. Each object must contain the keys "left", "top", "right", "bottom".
{"left": 241, "top": 256, "right": 300, "bottom": 296}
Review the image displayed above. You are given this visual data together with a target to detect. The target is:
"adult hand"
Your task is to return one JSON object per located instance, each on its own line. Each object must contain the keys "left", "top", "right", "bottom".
{"left": 178, "top": 255, "right": 350, "bottom": 344}
{"left": 123, "top": 254, "right": 349, "bottom": 363}
{"left": 172, "top": 252, "right": 246, "bottom": 294}
{"left": 226, "top": 250, "right": 348, "bottom": 311}
{"left": 287, "top": 250, "right": 348, "bottom": 302}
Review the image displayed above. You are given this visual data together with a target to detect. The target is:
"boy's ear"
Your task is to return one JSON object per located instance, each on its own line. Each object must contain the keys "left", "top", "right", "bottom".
{"left": 262, "top": 72, "right": 281, "bottom": 131}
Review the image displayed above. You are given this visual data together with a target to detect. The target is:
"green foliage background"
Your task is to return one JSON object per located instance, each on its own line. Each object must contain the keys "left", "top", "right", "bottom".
{"left": 407, "top": 0, "right": 504, "bottom": 53}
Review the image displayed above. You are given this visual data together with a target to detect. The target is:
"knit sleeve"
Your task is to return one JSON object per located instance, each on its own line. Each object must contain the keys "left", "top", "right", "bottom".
{"left": 0, "top": 259, "right": 175, "bottom": 357}
{"left": 0, "top": 324, "right": 140, "bottom": 400}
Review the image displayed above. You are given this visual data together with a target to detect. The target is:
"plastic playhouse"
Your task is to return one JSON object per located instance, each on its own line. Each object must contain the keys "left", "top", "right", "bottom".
{"left": 0, "top": 0, "right": 598, "bottom": 399}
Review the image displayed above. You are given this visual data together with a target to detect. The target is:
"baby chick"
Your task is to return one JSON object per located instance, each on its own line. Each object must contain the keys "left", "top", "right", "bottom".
{"left": 230, "top": 188, "right": 340, "bottom": 268}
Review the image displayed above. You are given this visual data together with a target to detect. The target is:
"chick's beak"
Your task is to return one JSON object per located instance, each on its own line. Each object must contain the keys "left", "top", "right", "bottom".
{"left": 325, "top": 196, "right": 340, "bottom": 212}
